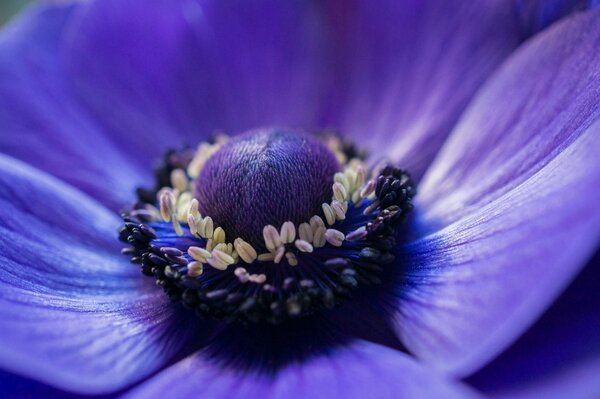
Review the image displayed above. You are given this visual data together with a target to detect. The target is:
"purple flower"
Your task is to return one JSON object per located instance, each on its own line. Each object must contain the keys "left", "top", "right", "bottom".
{"left": 1, "top": 0, "right": 600, "bottom": 398}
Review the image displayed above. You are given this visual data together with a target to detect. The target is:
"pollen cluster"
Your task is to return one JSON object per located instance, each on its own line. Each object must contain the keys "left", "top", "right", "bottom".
{"left": 119, "top": 128, "right": 415, "bottom": 323}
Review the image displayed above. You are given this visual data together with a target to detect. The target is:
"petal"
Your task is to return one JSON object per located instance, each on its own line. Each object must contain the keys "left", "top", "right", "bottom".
{"left": 0, "top": 154, "right": 207, "bottom": 394}
{"left": 65, "top": 0, "right": 329, "bottom": 158}
{"left": 0, "top": 2, "right": 148, "bottom": 210}
{"left": 320, "top": 0, "right": 524, "bottom": 179}
{"left": 124, "top": 341, "right": 478, "bottom": 399}
{"left": 468, "top": 250, "right": 600, "bottom": 399}
{"left": 390, "top": 9, "right": 600, "bottom": 376}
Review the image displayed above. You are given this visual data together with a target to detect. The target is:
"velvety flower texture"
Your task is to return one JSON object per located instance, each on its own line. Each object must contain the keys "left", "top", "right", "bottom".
{"left": 1, "top": 0, "right": 600, "bottom": 398}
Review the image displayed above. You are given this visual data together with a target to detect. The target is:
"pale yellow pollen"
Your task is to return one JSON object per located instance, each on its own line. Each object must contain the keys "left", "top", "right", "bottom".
{"left": 213, "top": 242, "right": 229, "bottom": 253}
{"left": 258, "top": 252, "right": 276, "bottom": 262}
{"left": 322, "top": 203, "right": 336, "bottom": 225}
{"left": 202, "top": 216, "right": 214, "bottom": 238}
{"left": 298, "top": 222, "right": 313, "bottom": 243}
{"left": 187, "top": 214, "right": 199, "bottom": 235}
{"left": 210, "top": 249, "right": 235, "bottom": 269}
{"left": 159, "top": 189, "right": 176, "bottom": 222}
{"left": 331, "top": 200, "right": 346, "bottom": 221}
{"left": 280, "top": 221, "right": 296, "bottom": 244}
{"left": 334, "top": 172, "right": 351, "bottom": 193}
{"left": 356, "top": 166, "right": 366, "bottom": 189}
{"left": 273, "top": 246, "right": 286, "bottom": 264}
{"left": 313, "top": 226, "right": 327, "bottom": 248}
{"left": 263, "top": 225, "right": 283, "bottom": 252}
{"left": 333, "top": 182, "right": 348, "bottom": 202}
{"left": 213, "top": 227, "right": 226, "bottom": 244}
{"left": 310, "top": 215, "right": 325, "bottom": 231}
{"left": 176, "top": 191, "right": 193, "bottom": 222}
{"left": 187, "top": 261, "right": 204, "bottom": 277}
{"left": 285, "top": 251, "right": 298, "bottom": 266}
{"left": 187, "top": 246, "right": 212, "bottom": 262}
{"left": 188, "top": 198, "right": 200, "bottom": 219}
{"left": 325, "top": 229, "right": 345, "bottom": 247}
{"left": 233, "top": 238, "right": 257, "bottom": 263}
{"left": 170, "top": 168, "right": 188, "bottom": 192}
{"left": 294, "top": 239, "right": 313, "bottom": 253}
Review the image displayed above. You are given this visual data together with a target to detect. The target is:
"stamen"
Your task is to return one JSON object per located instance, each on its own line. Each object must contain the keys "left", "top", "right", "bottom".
{"left": 119, "top": 129, "right": 415, "bottom": 324}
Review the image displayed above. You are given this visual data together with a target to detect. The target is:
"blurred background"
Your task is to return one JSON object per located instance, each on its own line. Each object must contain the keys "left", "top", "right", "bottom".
{"left": 0, "top": 0, "right": 31, "bottom": 25}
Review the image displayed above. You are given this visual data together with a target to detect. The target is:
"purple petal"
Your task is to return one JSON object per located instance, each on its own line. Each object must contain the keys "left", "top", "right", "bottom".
{"left": 320, "top": 0, "right": 524, "bottom": 179}
{"left": 65, "top": 0, "right": 329, "bottom": 157}
{"left": 468, "top": 250, "right": 600, "bottom": 399}
{"left": 124, "top": 341, "right": 477, "bottom": 399}
{"left": 0, "top": 155, "right": 207, "bottom": 394}
{"left": 390, "top": 9, "right": 600, "bottom": 376}
{"left": 0, "top": 3, "right": 148, "bottom": 210}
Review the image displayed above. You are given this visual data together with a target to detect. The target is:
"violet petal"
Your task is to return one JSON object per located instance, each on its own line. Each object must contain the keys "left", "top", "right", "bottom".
{"left": 391, "top": 9, "right": 600, "bottom": 377}
{"left": 124, "top": 341, "right": 478, "bottom": 399}
{"left": 0, "top": 155, "right": 208, "bottom": 394}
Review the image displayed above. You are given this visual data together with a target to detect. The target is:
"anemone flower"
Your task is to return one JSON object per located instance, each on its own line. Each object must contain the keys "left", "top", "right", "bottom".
{"left": 1, "top": 1, "right": 600, "bottom": 398}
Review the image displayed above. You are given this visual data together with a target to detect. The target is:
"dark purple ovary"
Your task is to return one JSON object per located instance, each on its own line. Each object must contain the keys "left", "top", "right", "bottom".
{"left": 195, "top": 128, "right": 340, "bottom": 250}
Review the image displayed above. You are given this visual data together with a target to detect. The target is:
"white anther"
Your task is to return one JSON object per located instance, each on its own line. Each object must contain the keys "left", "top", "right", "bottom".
{"left": 176, "top": 191, "right": 193, "bottom": 222}
{"left": 332, "top": 182, "right": 348, "bottom": 202}
{"left": 206, "top": 238, "right": 215, "bottom": 252}
{"left": 280, "top": 221, "right": 296, "bottom": 244}
{"left": 285, "top": 251, "right": 298, "bottom": 266}
{"left": 273, "top": 246, "right": 286, "bottom": 264}
{"left": 334, "top": 172, "right": 351, "bottom": 192}
{"left": 188, "top": 198, "right": 200, "bottom": 219}
{"left": 187, "top": 214, "right": 198, "bottom": 235}
{"left": 208, "top": 249, "right": 234, "bottom": 270}
{"left": 203, "top": 216, "right": 214, "bottom": 238}
{"left": 356, "top": 166, "right": 366, "bottom": 189}
{"left": 234, "top": 267, "right": 250, "bottom": 283}
{"left": 310, "top": 215, "right": 325, "bottom": 231}
{"left": 170, "top": 169, "right": 188, "bottom": 192}
{"left": 213, "top": 227, "right": 226, "bottom": 244}
{"left": 352, "top": 191, "right": 362, "bottom": 205}
{"left": 263, "top": 225, "right": 283, "bottom": 252}
{"left": 249, "top": 274, "right": 267, "bottom": 284}
{"left": 258, "top": 252, "right": 276, "bottom": 262}
{"left": 360, "top": 180, "right": 376, "bottom": 198}
{"left": 346, "top": 226, "right": 368, "bottom": 241}
{"left": 187, "top": 246, "right": 212, "bottom": 262}
{"left": 159, "top": 189, "right": 176, "bottom": 222}
{"left": 331, "top": 200, "right": 346, "bottom": 220}
{"left": 187, "top": 261, "right": 204, "bottom": 277}
{"left": 322, "top": 203, "right": 336, "bottom": 225}
{"left": 294, "top": 239, "right": 313, "bottom": 253}
{"left": 325, "top": 229, "right": 345, "bottom": 247}
{"left": 313, "top": 226, "right": 327, "bottom": 248}
{"left": 234, "top": 238, "right": 257, "bottom": 264}
{"left": 298, "top": 222, "right": 313, "bottom": 243}
{"left": 213, "top": 243, "right": 229, "bottom": 253}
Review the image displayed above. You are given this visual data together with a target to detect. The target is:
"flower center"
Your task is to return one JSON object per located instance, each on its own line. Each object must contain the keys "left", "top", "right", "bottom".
{"left": 118, "top": 128, "right": 416, "bottom": 324}
{"left": 195, "top": 129, "right": 340, "bottom": 250}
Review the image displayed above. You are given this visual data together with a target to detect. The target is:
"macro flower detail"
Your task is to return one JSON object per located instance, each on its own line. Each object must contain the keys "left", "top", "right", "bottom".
{"left": 1, "top": 1, "right": 600, "bottom": 398}
{"left": 119, "top": 128, "right": 415, "bottom": 323}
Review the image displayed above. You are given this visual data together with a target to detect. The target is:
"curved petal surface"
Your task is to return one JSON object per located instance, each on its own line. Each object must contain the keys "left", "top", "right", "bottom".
{"left": 125, "top": 341, "right": 478, "bottom": 399}
{"left": 467, "top": 249, "right": 600, "bottom": 399}
{"left": 390, "top": 9, "right": 600, "bottom": 376}
{"left": 0, "top": 3, "right": 148, "bottom": 210}
{"left": 320, "top": 0, "right": 524, "bottom": 179}
{"left": 65, "top": 0, "right": 330, "bottom": 158}
{"left": 0, "top": 154, "right": 207, "bottom": 394}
